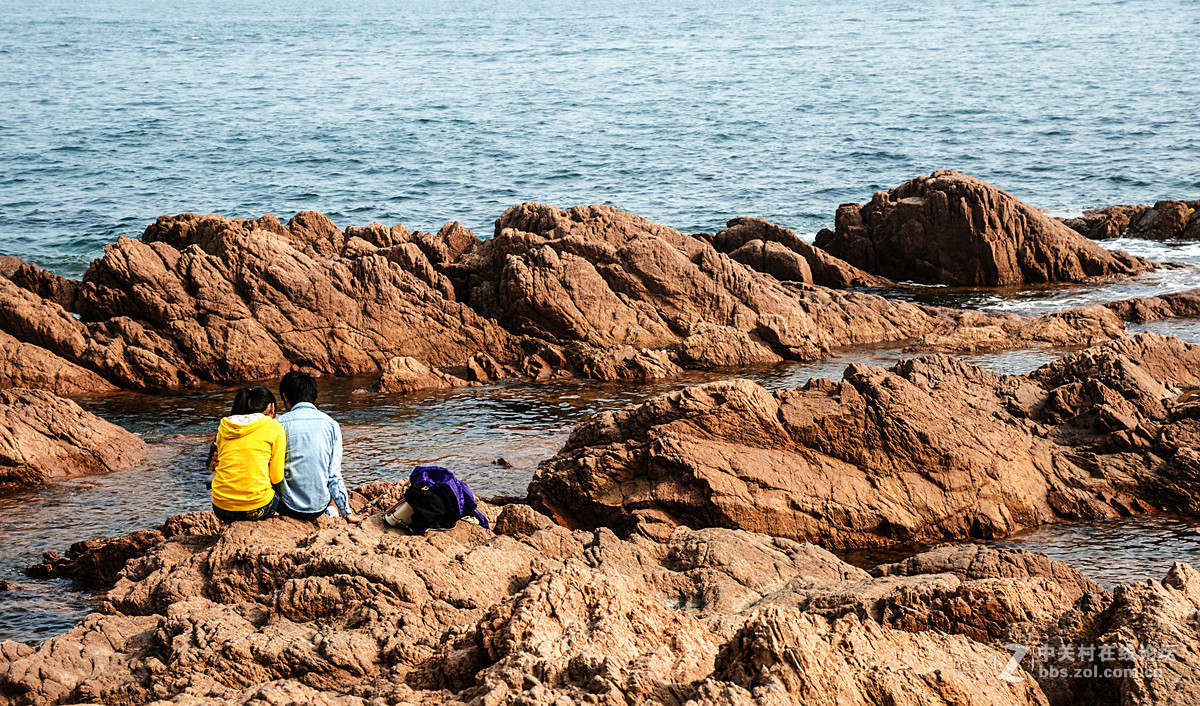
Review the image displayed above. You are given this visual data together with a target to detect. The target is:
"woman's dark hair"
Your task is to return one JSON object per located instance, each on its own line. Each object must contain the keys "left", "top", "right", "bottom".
{"left": 279, "top": 371, "right": 318, "bottom": 406}
{"left": 231, "top": 386, "right": 275, "bottom": 415}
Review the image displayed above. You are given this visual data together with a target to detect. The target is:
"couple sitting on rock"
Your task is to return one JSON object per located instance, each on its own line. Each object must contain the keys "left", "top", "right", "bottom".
{"left": 208, "top": 371, "right": 367, "bottom": 524}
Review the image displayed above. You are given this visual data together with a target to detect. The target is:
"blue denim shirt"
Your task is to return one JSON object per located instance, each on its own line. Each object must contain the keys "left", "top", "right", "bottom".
{"left": 276, "top": 403, "right": 350, "bottom": 516}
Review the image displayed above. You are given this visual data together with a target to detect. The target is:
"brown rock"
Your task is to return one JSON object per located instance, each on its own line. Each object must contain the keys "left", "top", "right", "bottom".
{"left": 448, "top": 202, "right": 941, "bottom": 362}
{"left": 465, "top": 351, "right": 518, "bottom": 383}
{"left": 371, "top": 356, "right": 474, "bottom": 394}
{"left": 1107, "top": 288, "right": 1200, "bottom": 323}
{"left": 4, "top": 495, "right": 1149, "bottom": 706}
{"left": 697, "top": 609, "right": 1050, "bottom": 705}
{"left": 875, "top": 543, "right": 1103, "bottom": 601}
{"left": 0, "top": 329, "right": 117, "bottom": 396}
{"left": 0, "top": 388, "right": 146, "bottom": 488}
{"left": 25, "top": 511, "right": 219, "bottom": 589}
{"left": 0, "top": 213, "right": 526, "bottom": 390}
{"left": 1061, "top": 203, "right": 1149, "bottom": 240}
{"left": 670, "top": 322, "right": 784, "bottom": 367}
{"left": 492, "top": 504, "right": 555, "bottom": 537}
{"left": 530, "top": 334, "right": 1198, "bottom": 548}
{"left": 1125, "top": 200, "right": 1199, "bottom": 240}
{"left": 713, "top": 216, "right": 892, "bottom": 288}
{"left": 0, "top": 259, "right": 79, "bottom": 311}
{"left": 411, "top": 565, "right": 722, "bottom": 702}
{"left": 563, "top": 343, "right": 682, "bottom": 381}
{"left": 906, "top": 305, "right": 1127, "bottom": 354}
{"left": 0, "top": 204, "right": 1141, "bottom": 392}
{"left": 1024, "top": 562, "right": 1200, "bottom": 706}
{"left": 814, "top": 170, "right": 1155, "bottom": 285}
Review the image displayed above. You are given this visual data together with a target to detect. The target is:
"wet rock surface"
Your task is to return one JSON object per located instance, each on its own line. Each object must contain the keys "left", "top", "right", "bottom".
{"left": 814, "top": 170, "right": 1155, "bottom": 285}
{"left": 369, "top": 356, "right": 474, "bottom": 394}
{"left": 0, "top": 388, "right": 146, "bottom": 488}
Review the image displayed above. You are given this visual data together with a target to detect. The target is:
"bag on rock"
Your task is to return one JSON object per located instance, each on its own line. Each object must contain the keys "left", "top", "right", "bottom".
{"left": 385, "top": 465, "right": 490, "bottom": 534}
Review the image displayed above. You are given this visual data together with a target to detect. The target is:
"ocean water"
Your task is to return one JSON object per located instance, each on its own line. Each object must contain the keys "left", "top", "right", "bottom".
{"left": 2, "top": 0, "right": 1199, "bottom": 278}
{"left": 3, "top": 0, "right": 1200, "bottom": 647}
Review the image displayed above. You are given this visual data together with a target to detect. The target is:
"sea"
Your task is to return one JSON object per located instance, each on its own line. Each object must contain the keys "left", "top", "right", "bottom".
{"left": 1, "top": 0, "right": 1199, "bottom": 644}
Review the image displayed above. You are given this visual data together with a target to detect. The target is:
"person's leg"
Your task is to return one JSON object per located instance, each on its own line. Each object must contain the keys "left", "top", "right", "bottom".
{"left": 276, "top": 502, "right": 325, "bottom": 522}
{"left": 213, "top": 494, "right": 279, "bottom": 522}
{"left": 212, "top": 504, "right": 241, "bottom": 523}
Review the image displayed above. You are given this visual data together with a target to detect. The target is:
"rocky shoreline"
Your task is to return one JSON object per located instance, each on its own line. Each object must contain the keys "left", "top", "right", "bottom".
{"left": 3, "top": 170, "right": 1200, "bottom": 704}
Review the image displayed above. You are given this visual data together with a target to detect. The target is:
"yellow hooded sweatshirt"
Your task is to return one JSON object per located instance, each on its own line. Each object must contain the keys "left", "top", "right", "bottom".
{"left": 211, "top": 413, "right": 287, "bottom": 512}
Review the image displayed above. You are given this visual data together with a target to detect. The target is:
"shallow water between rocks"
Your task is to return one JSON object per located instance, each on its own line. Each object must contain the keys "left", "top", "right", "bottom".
{"left": 4, "top": 249, "right": 1200, "bottom": 644}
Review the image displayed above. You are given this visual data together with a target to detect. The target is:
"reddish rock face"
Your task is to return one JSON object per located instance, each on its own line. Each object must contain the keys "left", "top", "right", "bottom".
{"left": 0, "top": 388, "right": 146, "bottom": 488}
{"left": 0, "top": 330, "right": 116, "bottom": 396}
{"left": 446, "top": 202, "right": 941, "bottom": 363}
{"left": 529, "top": 333, "right": 1200, "bottom": 548}
{"left": 814, "top": 170, "right": 1156, "bottom": 285}
{"left": 0, "top": 201, "right": 1148, "bottom": 393}
{"left": 0, "top": 501, "right": 1083, "bottom": 706}
{"left": 1064, "top": 200, "right": 1200, "bottom": 240}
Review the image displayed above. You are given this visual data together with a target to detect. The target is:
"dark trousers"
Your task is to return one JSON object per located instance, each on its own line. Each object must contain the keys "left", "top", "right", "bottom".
{"left": 212, "top": 493, "right": 279, "bottom": 523}
{"left": 277, "top": 503, "right": 327, "bottom": 522}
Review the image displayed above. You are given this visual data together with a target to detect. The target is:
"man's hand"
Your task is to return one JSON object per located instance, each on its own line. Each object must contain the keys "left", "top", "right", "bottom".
{"left": 346, "top": 513, "right": 367, "bottom": 524}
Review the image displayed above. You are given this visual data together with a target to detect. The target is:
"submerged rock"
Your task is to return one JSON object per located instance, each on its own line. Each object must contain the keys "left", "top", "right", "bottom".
{"left": 814, "top": 170, "right": 1155, "bottom": 285}
{"left": 370, "top": 356, "right": 474, "bottom": 394}
{"left": 0, "top": 388, "right": 146, "bottom": 488}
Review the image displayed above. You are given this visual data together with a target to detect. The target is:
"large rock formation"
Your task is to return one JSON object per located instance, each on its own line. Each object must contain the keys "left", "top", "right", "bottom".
{"left": 0, "top": 201, "right": 1142, "bottom": 392}
{"left": 0, "top": 493, "right": 1094, "bottom": 706}
{"left": 814, "top": 170, "right": 1155, "bottom": 285}
{"left": 0, "top": 388, "right": 146, "bottom": 488}
{"left": 1064, "top": 200, "right": 1200, "bottom": 241}
{"left": 10, "top": 486, "right": 1200, "bottom": 705}
{"left": 529, "top": 333, "right": 1200, "bottom": 547}
{"left": 445, "top": 202, "right": 941, "bottom": 363}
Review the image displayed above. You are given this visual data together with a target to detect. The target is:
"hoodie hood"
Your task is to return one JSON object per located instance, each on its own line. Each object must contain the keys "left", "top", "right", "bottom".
{"left": 219, "top": 413, "right": 270, "bottom": 439}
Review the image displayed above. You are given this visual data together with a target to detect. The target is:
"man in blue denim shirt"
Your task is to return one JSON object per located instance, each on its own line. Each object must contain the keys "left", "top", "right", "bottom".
{"left": 275, "top": 372, "right": 365, "bottom": 523}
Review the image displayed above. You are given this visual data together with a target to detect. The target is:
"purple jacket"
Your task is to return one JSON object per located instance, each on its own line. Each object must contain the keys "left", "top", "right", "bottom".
{"left": 410, "top": 466, "right": 490, "bottom": 529}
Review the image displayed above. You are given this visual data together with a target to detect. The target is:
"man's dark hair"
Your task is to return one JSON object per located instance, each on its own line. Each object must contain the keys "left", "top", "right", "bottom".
{"left": 231, "top": 386, "right": 275, "bottom": 415}
{"left": 280, "top": 371, "right": 318, "bottom": 406}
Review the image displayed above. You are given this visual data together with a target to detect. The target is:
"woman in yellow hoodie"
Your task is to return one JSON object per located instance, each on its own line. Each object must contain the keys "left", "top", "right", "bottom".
{"left": 210, "top": 386, "right": 287, "bottom": 522}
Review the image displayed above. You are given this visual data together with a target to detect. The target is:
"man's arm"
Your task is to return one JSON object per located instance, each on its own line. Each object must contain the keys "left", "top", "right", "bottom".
{"left": 327, "top": 423, "right": 361, "bottom": 521}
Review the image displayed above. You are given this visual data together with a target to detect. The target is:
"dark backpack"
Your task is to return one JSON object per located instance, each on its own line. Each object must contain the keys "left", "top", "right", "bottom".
{"left": 404, "top": 482, "right": 460, "bottom": 534}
